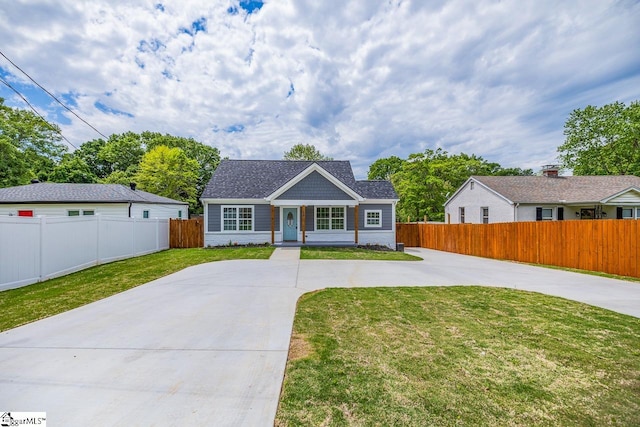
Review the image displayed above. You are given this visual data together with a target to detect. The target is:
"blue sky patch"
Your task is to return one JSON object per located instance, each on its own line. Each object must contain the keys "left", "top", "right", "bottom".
{"left": 155, "top": 3, "right": 164, "bottom": 12}
{"left": 227, "top": 6, "right": 238, "bottom": 15}
{"left": 287, "top": 81, "right": 295, "bottom": 98}
{"left": 94, "top": 101, "right": 134, "bottom": 118}
{"left": 224, "top": 124, "right": 245, "bottom": 133}
{"left": 239, "top": 1, "right": 264, "bottom": 14}
{"left": 138, "top": 39, "right": 164, "bottom": 53}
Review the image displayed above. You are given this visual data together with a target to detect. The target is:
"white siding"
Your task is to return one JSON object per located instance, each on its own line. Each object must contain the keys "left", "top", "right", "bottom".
{"left": 204, "top": 231, "right": 272, "bottom": 247}
{"left": 445, "top": 180, "right": 514, "bottom": 224}
{"left": 358, "top": 230, "right": 396, "bottom": 249}
{"left": 0, "top": 203, "right": 128, "bottom": 217}
{"left": 607, "top": 191, "right": 640, "bottom": 205}
{"left": 0, "top": 203, "right": 187, "bottom": 219}
{"left": 130, "top": 203, "right": 188, "bottom": 219}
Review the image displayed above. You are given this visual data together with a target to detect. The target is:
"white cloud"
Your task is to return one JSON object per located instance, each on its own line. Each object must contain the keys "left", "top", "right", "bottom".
{"left": 0, "top": 0, "right": 639, "bottom": 178}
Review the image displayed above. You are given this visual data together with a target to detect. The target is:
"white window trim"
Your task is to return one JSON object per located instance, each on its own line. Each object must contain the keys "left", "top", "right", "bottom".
{"left": 459, "top": 207, "right": 465, "bottom": 224}
{"left": 82, "top": 210, "right": 95, "bottom": 216}
{"left": 481, "top": 207, "right": 489, "bottom": 224}
{"left": 541, "top": 207, "right": 553, "bottom": 220}
{"left": 221, "top": 205, "right": 255, "bottom": 232}
{"left": 68, "top": 210, "right": 80, "bottom": 216}
{"left": 364, "top": 209, "right": 382, "bottom": 228}
{"left": 315, "top": 206, "right": 346, "bottom": 232}
{"left": 143, "top": 210, "right": 150, "bottom": 219}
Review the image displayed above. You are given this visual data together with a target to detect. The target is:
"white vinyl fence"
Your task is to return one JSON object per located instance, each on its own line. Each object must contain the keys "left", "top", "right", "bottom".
{"left": 0, "top": 215, "right": 169, "bottom": 291}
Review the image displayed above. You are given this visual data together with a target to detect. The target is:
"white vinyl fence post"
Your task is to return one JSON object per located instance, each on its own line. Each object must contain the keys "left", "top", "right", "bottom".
{"left": 38, "top": 215, "right": 45, "bottom": 281}
{"left": 96, "top": 214, "right": 102, "bottom": 264}
{"left": 131, "top": 217, "right": 136, "bottom": 256}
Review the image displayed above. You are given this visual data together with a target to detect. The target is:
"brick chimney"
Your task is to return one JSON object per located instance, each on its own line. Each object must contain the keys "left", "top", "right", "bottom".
{"left": 541, "top": 165, "right": 560, "bottom": 177}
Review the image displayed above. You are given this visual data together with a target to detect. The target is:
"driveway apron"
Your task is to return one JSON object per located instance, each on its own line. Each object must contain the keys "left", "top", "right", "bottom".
{"left": 0, "top": 247, "right": 639, "bottom": 426}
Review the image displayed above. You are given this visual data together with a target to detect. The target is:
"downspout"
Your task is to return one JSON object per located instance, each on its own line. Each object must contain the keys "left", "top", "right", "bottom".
{"left": 514, "top": 203, "right": 519, "bottom": 222}
{"left": 128, "top": 202, "right": 132, "bottom": 218}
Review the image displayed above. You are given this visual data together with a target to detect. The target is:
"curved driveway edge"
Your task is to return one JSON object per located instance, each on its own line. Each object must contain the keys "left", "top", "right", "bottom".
{"left": 0, "top": 247, "right": 638, "bottom": 425}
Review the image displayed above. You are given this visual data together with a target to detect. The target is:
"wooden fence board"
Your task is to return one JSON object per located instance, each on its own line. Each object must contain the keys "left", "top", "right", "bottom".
{"left": 170, "top": 218, "right": 204, "bottom": 248}
{"left": 396, "top": 221, "right": 639, "bottom": 278}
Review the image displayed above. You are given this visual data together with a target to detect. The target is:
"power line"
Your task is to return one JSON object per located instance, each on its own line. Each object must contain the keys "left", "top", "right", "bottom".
{"left": 0, "top": 75, "right": 77, "bottom": 149}
{"left": 0, "top": 49, "right": 108, "bottom": 139}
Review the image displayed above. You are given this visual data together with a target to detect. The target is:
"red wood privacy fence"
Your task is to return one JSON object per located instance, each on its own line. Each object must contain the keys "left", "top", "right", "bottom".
{"left": 170, "top": 218, "right": 204, "bottom": 248}
{"left": 396, "top": 220, "right": 640, "bottom": 278}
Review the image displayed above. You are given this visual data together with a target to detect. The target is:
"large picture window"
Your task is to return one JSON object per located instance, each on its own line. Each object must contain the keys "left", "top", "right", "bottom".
{"left": 222, "top": 206, "right": 254, "bottom": 231}
{"left": 316, "top": 206, "right": 345, "bottom": 231}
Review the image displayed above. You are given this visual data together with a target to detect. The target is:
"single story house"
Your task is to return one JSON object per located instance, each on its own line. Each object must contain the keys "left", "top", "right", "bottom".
{"left": 444, "top": 168, "right": 640, "bottom": 224}
{"left": 200, "top": 160, "right": 399, "bottom": 248}
{"left": 0, "top": 183, "right": 188, "bottom": 219}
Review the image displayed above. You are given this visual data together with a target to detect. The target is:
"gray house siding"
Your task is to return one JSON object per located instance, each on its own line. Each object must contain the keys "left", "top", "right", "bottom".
{"left": 305, "top": 205, "right": 315, "bottom": 231}
{"left": 208, "top": 204, "right": 221, "bottom": 232}
{"left": 255, "top": 204, "right": 279, "bottom": 232}
{"left": 207, "top": 204, "right": 278, "bottom": 232}
{"left": 276, "top": 171, "right": 354, "bottom": 200}
{"left": 360, "top": 204, "right": 393, "bottom": 230}
{"left": 347, "top": 207, "right": 355, "bottom": 231}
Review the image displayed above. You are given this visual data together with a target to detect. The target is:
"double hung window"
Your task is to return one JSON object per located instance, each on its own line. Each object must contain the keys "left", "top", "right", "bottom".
{"left": 223, "top": 206, "right": 253, "bottom": 231}
{"left": 365, "top": 210, "right": 382, "bottom": 228}
{"left": 316, "top": 207, "right": 345, "bottom": 231}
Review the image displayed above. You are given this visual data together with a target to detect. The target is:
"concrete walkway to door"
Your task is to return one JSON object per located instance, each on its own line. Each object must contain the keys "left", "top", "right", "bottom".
{"left": 0, "top": 247, "right": 638, "bottom": 426}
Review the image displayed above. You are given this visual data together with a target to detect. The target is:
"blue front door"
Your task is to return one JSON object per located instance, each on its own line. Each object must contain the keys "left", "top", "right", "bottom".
{"left": 283, "top": 208, "right": 297, "bottom": 241}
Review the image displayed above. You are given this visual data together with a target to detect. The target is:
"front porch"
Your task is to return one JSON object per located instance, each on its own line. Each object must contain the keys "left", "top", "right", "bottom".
{"left": 272, "top": 241, "right": 357, "bottom": 248}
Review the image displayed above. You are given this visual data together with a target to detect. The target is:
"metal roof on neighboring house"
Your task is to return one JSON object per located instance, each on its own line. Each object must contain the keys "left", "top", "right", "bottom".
{"left": 471, "top": 175, "right": 640, "bottom": 204}
{"left": 201, "top": 159, "right": 398, "bottom": 200}
{"left": 0, "top": 183, "right": 188, "bottom": 205}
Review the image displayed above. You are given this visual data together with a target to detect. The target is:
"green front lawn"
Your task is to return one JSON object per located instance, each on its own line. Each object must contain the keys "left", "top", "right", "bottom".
{"left": 0, "top": 247, "right": 274, "bottom": 332}
{"left": 301, "top": 246, "right": 422, "bottom": 261}
{"left": 276, "top": 287, "right": 640, "bottom": 426}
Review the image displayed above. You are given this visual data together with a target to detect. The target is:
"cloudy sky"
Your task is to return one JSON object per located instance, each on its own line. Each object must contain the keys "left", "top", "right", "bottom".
{"left": 1, "top": 0, "right": 639, "bottom": 178}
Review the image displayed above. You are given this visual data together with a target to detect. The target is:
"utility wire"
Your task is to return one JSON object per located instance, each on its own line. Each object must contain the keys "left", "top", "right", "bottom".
{"left": 0, "top": 75, "right": 77, "bottom": 149}
{"left": 0, "top": 49, "right": 108, "bottom": 139}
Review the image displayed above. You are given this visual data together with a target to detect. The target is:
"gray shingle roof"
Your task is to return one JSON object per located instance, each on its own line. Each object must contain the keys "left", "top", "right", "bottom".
{"left": 201, "top": 160, "right": 398, "bottom": 200}
{"left": 472, "top": 175, "right": 640, "bottom": 204}
{"left": 0, "top": 183, "right": 188, "bottom": 205}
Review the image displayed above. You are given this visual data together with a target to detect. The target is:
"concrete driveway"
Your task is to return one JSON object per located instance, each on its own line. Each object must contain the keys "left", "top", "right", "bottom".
{"left": 1, "top": 247, "right": 639, "bottom": 425}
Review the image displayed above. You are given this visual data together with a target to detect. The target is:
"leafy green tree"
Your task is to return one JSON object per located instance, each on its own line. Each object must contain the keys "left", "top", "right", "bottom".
{"left": 383, "top": 149, "right": 533, "bottom": 222}
{"left": 135, "top": 145, "right": 199, "bottom": 210}
{"left": 0, "top": 138, "right": 31, "bottom": 187}
{"left": 98, "top": 132, "right": 145, "bottom": 177}
{"left": 101, "top": 170, "right": 135, "bottom": 185}
{"left": 0, "top": 98, "right": 67, "bottom": 185}
{"left": 284, "top": 143, "right": 333, "bottom": 160}
{"left": 73, "top": 138, "right": 112, "bottom": 179}
{"left": 49, "top": 155, "right": 98, "bottom": 183}
{"left": 558, "top": 101, "right": 640, "bottom": 175}
{"left": 367, "top": 156, "right": 405, "bottom": 180}
{"left": 142, "top": 131, "right": 220, "bottom": 199}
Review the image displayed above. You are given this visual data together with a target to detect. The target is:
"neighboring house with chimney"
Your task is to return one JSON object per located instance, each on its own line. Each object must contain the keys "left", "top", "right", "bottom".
{"left": 444, "top": 166, "right": 640, "bottom": 224}
{"left": 0, "top": 183, "right": 188, "bottom": 219}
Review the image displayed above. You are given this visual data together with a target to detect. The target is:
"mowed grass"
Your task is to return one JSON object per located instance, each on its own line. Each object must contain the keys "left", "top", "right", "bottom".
{"left": 0, "top": 247, "right": 273, "bottom": 332}
{"left": 300, "top": 246, "right": 422, "bottom": 261}
{"left": 276, "top": 287, "right": 640, "bottom": 426}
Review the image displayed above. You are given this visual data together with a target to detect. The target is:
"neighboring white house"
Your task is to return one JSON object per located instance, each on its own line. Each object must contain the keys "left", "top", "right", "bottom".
{"left": 444, "top": 168, "right": 640, "bottom": 224}
{"left": 0, "top": 183, "right": 189, "bottom": 219}
{"left": 200, "top": 160, "right": 399, "bottom": 248}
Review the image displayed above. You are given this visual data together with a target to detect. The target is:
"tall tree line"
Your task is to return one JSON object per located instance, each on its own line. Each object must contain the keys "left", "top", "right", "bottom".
{"left": 0, "top": 98, "right": 220, "bottom": 212}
